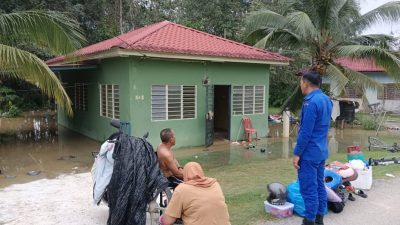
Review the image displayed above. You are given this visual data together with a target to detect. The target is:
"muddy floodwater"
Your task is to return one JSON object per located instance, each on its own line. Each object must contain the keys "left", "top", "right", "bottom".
{"left": 0, "top": 113, "right": 395, "bottom": 188}
{"left": 0, "top": 112, "right": 99, "bottom": 188}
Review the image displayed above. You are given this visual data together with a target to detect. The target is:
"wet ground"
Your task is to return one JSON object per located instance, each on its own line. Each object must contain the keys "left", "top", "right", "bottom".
{"left": 1, "top": 114, "right": 398, "bottom": 188}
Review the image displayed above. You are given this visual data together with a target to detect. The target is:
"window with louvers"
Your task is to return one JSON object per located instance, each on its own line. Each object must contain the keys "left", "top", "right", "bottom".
{"left": 63, "top": 82, "right": 88, "bottom": 112}
{"left": 151, "top": 85, "right": 196, "bottom": 121}
{"left": 343, "top": 85, "right": 362, "bottom": 98}
{"left": 232, "top": 86, "right": 244, "bottom": 115}
{"left": 99, "top": 84, "right": 120, "bottom": 119}
{"left": 75, "top": 83, "right": 88, "bottom": 111}
{"left": 378, "top": 83, "right": 400, "bottom": 100}
{"left": 232, "top": 85, "right": 265, "bottom": 115}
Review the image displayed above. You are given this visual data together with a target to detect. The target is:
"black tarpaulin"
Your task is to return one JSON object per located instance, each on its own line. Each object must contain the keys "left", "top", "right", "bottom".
{"left": 107, "top": 134, "right": 168, "bottom": 225}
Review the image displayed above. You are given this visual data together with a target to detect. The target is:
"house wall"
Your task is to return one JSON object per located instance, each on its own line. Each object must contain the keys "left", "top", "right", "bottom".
{"left": 129, "top": 58, "right": 270, "bottom": 148}
{"left": 326, "top": 72, "right": 400, "bottom": 113}
{"left": 57, "top": 57, "right": 270, "bottom": 148}
{"left": 363, "top": 72, "right": 400, "bottom": 113}
{"left": 57, "top": 58, "right": 132, "bottom": 142}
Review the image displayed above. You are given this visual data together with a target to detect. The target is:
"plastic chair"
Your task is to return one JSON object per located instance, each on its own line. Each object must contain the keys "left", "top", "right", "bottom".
{"left": 242, "top": 117, "right": 258, "bottom": 143}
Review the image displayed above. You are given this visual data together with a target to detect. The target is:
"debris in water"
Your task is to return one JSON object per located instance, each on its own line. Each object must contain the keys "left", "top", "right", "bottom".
{"left": 57, "top": 155, "right": 77, "bottom": 160}
{"left": 27, "top": 170, "right": 41, "bottom": 176}
{"left": 194, "top": 155, "right": 198, "bottom": 159}
{"left": 72, "top": 167, "right": 79, "bottom": 170}
{"left": 248, "top": 144, "right": 256, "bottom": 149}
{"left": 260, "top": 148, "right": 266, "bottom": 153}
{"left": 5, "top": 175, "right": 16, "bottom": 179}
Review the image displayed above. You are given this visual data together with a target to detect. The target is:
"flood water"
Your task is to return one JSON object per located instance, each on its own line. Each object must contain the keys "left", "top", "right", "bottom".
{"left": 173, "top": 127, "right": 382, "bottom": 170}
{"left": 0, "top": 114, "right": 397, "bottom": 188}
{"left": 0, "top": 112, "right": 99, "bottom": 188}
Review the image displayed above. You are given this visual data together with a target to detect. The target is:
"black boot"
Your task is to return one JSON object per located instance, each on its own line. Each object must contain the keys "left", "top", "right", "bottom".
{"left": 302, "top": 218, "right": 315, "bottom": 225}
{"left": 315, "top": 215, "right": 324, "bottom": 225}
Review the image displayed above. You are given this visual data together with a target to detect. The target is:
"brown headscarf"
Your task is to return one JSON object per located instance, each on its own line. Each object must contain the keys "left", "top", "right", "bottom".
{"left": 183, "top": 162, "right": 216, "bottom": 188}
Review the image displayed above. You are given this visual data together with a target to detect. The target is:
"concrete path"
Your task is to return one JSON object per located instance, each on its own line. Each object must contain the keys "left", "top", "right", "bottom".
{"left": 259, "top": 177, "right": 400, "bottom": 225}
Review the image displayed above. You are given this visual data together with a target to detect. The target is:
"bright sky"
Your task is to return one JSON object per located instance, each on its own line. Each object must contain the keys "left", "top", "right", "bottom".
{"left": 359, "top": 0, "right": 400, "bottom": 36}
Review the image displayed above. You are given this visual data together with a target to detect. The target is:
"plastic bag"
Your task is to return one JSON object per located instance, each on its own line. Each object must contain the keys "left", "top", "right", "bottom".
{"left": 287, "top": 181, "right": 328, "bottom": 217}
{"left": 287, "top": 181, "right": 306, "bottom": 216}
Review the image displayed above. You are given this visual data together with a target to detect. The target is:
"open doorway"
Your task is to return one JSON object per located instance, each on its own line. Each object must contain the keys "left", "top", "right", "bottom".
{"left": 213, "top": 85, "right": 230, "bottom": 140}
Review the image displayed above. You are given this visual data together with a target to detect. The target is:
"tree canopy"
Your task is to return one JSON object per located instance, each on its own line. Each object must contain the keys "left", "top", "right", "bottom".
{"left": 245, "top": 0, "right": 400, "bottom": 109}
{"left": 0, "top": 10, "right": 85, "bottom": 115}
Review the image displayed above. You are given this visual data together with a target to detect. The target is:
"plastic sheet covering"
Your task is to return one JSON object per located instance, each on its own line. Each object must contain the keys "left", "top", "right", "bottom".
{"left": 107, "top": 134, "right": 169, "bottom": 225}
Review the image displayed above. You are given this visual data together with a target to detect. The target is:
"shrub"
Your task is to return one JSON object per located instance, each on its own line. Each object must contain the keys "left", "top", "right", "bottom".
{"left": 0, "top": 86, "right": 23, "bottom": 117}
{"left": 356, "top": 114, "right": 376, "bottom": 130}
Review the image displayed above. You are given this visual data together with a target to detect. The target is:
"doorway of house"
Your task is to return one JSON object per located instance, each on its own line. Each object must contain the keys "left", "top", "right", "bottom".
{"left": 214, "top": 85, "right": 230, "bottom": 141}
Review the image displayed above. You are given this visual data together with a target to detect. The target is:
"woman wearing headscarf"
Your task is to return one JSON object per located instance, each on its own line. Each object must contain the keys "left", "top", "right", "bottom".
{"left": 160, "top": 162, "right": 231, "bottom": 225}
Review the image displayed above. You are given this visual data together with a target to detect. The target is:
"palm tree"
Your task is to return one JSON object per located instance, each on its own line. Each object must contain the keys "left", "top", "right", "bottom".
{"left": 0, "top": 11, "right": 86, "bottom": 115}
{"left": 245, "top": 0, "right": 400, "bottom": 109}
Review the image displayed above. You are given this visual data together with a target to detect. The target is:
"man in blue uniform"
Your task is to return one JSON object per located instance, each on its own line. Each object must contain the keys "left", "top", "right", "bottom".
{"left": 292, "top": 71, "right": 332, "bottom": 225}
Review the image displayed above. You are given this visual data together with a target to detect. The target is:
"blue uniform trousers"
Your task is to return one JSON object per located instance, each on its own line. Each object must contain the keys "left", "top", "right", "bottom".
{"left": 298, "top": 159, "right": 326, "bottom": 221}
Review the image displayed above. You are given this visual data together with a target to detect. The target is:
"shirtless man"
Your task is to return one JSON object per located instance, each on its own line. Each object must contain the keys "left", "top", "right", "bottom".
{"left": 157, "top": 128, "right": 183, "bottom": 188}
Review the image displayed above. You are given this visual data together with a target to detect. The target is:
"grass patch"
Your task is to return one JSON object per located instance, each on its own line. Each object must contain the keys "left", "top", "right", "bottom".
{"left": 268, "top": 107, "right": 281, "bottom": 115}
{"left": 176, "top": 132, "right": 400, "bottom": 225}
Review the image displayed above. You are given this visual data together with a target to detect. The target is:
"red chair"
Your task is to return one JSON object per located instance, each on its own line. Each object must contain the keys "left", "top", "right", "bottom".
{"left": 242, "top": 117, "right": 258, "bottom": 143}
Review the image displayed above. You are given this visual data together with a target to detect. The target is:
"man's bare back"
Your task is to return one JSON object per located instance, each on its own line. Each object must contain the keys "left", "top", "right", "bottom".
{"left": 157, "top": 143, "right": 182, "bottom": 179}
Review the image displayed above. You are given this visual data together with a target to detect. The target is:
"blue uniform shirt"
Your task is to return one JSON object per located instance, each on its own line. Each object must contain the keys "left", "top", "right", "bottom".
{"left": 294, "top": 89, "right": 333, "bottom": 161}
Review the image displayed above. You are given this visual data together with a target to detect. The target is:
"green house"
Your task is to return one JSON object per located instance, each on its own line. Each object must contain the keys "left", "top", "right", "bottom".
{"left": 47, "top": 21, "right": 289, "bottom": 148}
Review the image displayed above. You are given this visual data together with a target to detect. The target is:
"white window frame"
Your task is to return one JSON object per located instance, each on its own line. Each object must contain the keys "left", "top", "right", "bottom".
{"left": 99, "top": 84, "right": 120, "bottom": 119}
{"left": 151, "top": 85, "right": 197, "bottom": 121}
{"left": 232, "top": 85, "right": 265, "bottom": 115}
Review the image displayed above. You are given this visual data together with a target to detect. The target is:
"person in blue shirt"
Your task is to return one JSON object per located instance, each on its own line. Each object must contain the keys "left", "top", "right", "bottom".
{"left": 292, "top": 71, "right": 332, "bottom": 225}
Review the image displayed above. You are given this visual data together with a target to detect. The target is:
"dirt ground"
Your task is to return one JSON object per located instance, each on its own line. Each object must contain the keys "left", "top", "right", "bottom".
{"left": 0, "top": 173, "right": 109, "bottom": 225}
{"left": 1, "top": 172, "right": 400, "bottom": 225}
{"left": 259, "top": 176, "right": 400, "bottom": 225}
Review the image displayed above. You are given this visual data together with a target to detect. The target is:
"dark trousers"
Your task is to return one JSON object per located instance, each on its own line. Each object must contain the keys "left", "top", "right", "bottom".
{"left": 298, "top": 159, "right": 326, "bottom": 221}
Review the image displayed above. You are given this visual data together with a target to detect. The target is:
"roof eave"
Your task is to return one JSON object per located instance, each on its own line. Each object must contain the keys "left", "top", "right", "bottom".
{"left": 58, "top": 48, "right": 289, "bottom": 66}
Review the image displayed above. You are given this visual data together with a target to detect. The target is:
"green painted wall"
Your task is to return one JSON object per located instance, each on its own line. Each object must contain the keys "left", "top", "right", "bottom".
{"left": 58, "top": 57, "right": 270, "bottom": 148}
{"left": 58, "top": 58, "right": 132, "bottom": 142}
{"left": 129, "top": 58, "right": 270, "bottom": 148}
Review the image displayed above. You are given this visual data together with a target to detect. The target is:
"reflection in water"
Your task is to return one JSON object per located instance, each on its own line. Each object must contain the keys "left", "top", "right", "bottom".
{"left": 328, "top": 131, "right": 339, "bottom": 154}
{"left": 175, "top": 137, "right": 297, "bottom": 170}
{"left": 1, "top": 111, "right": 58, "bottom": 143}
{"left": 0, "top": 112, "right": 100, "bottom": 188}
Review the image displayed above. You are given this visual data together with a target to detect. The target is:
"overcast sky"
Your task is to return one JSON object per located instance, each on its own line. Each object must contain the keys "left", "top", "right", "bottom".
{"left": 359, "top": 0, "right": 400, "bottom": 35}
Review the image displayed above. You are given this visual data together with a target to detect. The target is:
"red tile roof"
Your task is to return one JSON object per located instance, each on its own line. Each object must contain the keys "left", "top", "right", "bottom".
{"left": 336, "top": 58, "right": 385, "bottom": 72}
{"left": 47, "top": 21, "right": 289, "bottom": 65}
